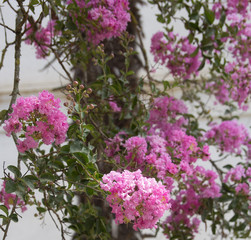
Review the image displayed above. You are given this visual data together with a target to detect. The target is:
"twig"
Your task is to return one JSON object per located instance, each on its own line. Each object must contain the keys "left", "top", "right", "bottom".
{"left": 2, "top": 196, "right": 18, "bottom": 240}
{"left": 2, "top": 9, "right": 24, "bottom": 239}
{"left": 210, "top": 159, "right": 224, "bottom": 182}
{"left": 0, "top": 22, "right": 15, "bottom": 33}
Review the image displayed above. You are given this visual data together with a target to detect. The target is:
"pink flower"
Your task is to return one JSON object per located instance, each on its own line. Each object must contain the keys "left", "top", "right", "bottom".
{"left": 25, "top": 20, "right": 57, "bottom": 59}
{"left": 206, "top": 120, "right": 249, "bottom": 154}
{"left": 100, "top": 170, "right": 171, "bottom": 230}
{"left": 235, "top": 183, "right": 249, "bottom": 195}
{"left": 4, "top": 91, "right": 68, "bottom": 153}
{"left": 67, "top": 0, "right": 130, "bottom": 45}
{"left": 150, "top": 32, "right": 201, "bottom": 79}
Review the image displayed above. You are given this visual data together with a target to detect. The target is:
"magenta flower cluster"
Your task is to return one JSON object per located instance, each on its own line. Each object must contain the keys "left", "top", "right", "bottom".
{"left": 25, "top": 20, "right": 57, "bottom": 59}
{"left": 100, "top": 169, "right": 171, "bottom": 230}
{"left": 208, "top": 0, "right": 251, "bottom": 109}
{"left": 4, "top": 91, "right": 68, "bottom": 153}
{"left": 150, "top": 31, "right": 201, "bottom": 79}
{"left": 164, "top": 166, "right": 221, "bottom": 238}
{"left": 224, "top": 165, "right": 251, "bottom": 208}
{"left": 147, "top": 96, "right": 188, "bottom": 139}
{"left": 67, "top": 0, "right": 130, "bottom": 45}
{"left": 0, "top": 181, "right": 27, "bottom": 213}
{"left": 205, "top": 120, "right": 249, "bottom": 154}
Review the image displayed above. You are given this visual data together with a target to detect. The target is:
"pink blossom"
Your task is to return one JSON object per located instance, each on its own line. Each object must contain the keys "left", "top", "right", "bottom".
{"left": 4, "top": 91, "right": 68, "bottom": 153}
{"left": 235, "top": 183, "right": 249, "bottom": 195}
{"left": 25, "top": 20, "right": 57, "bottom": 59}
{"left": 67, "top": 0, "right": 130, "bottom": 45}
{"left": 100, "top": 170, "right": 171, "bottom": 230}
{"left": 150, "top": 32, "right": 201, "bottom": 79}
{"left": 206, "top": 120, "right": 249, "bottom": 154}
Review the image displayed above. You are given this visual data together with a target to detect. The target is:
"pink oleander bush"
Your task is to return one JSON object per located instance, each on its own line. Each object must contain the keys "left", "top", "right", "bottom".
{"left": 4, "top": 91, "right": 68, "bottom": 153}
{"left": 100, "top": 169, "right": 171, "bottom": 230}
{"left": 67, "top": 0, "right": 130, "bottom": 45}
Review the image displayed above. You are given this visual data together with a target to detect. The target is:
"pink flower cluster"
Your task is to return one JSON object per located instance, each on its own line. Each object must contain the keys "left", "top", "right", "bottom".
{"left": 67, "top": 0, "right": 130, "bottom": 45}
{"left": 205, "top": 120, "right": 249, "bottom": 154}
{"left": 147, "top": 96, "right": 188, "bottom": 139}
{"left": 4, "top": 91, "right": 68, "bottom": 153}
{"left": 206, "top": 62, "right": 251, "bottom": 110}
{"left": 224, "top": 165, "right": 251, "bottom": 207}
{"left": 150, "top": 31, "right": 201, "bottom": 79}
{"left": 100, "top": 169, "right": 171, "bottom": 230}
{"left": 209, "top": 0, "right": 251, "bottom": 109}
{"left": 25, "top": 20, "right": 57, "bottom": 59}
{"left": 109, "top": 96, "right": 121, "bottom": 112}
{"left": 0, "top": 181, "right": 27, "bottom": 212}
{"left": 164, "top": 166, "right": 221, "bottom": 239}
{"left": 105, "top": 131, "right": 210, "bottom": 192}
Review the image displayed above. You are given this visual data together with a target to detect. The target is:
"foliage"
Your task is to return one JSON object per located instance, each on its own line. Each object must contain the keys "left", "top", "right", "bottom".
{"left": 0, "top": 0, "right": 250, "bottom": 239}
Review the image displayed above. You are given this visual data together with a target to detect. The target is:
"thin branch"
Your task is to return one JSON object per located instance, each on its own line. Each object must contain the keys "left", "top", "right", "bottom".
{"left": 5, "top": 0, "right": 18, "bottom": 13}
{"left": 2, "top": 196, "right": 18, "bottom": 240}
{"left": 210, "top": 159, "right": 224, "bottom": 182}
{"left": 6, "top": 9, "right": 23, "bottom": 113}
{"left": 51, "top": 48, "right": 73, "bottom": 82}
{"left": 2, "top": 9, "right": 24, "bottom": 238}
{"left": 0, "top": 41, "right": 15, "bottom": 72}
{"left": 0, "top": 22, "right": 16, "bottom": 33}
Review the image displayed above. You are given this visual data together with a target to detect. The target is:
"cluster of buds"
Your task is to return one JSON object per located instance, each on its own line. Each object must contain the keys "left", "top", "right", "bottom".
{"left": 64, "top": 81, "right": 95, "bottom": 120}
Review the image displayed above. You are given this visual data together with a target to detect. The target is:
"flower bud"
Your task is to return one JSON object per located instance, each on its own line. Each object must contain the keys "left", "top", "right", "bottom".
{"left": 66, "top": 95, "right": 72, "bottom": 100}
{"left": 66, "top": 84, "right": 72, "bottom": 90}
{"left": 87, "top": 88, "right": 92, "bottom": 94}
{"left": 73, "top": 81, "right": 78, "bottom": 87}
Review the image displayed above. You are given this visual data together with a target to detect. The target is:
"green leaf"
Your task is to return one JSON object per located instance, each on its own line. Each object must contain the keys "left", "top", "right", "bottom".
{"left": 0, "top": 205, "right": 8, "bottom": 216}
{"left": 197, "top": 58, "right": 205, "bottom": 71}
{"left": 83, "top": 124, "right": 95, "bottom": 132}
{"left": 218, "top": 195, "right": 232, "bottom": 202}
{"left": 60, "top": 145, "right": 70, "bottom": 154}
{"left": 73, "top": 152, "right": 89, "bottom": 165}
{"left": 163, "top": 81, "right": 170, "bottom": 90}
{"left": 223, "top": 164, "right": 233, "bottom": 170}
{"left": 70, "top": 141, "right": 83, "bottom": 153}
{"left": 7, "top": 165, "right": 21, "bottom": 178}
{"left": 190, "top": 47, "right": 199, "bottom": 57}
{"left": 22, "top": 175, "right": 38, "bottom": 189}
{"left": 0, "top": 109, "right": 7, "bottom": 120}
{"left": 5, "top": 180, "right": 17, "bottom": 194}
{"left": 85, "top": 187, "right": 94, "bottom": 196}
{"left": 156, "top": 14, "right": 165, "bottom": 23}
{"left": 204, "top": 5, "right": 215, "bottom": 24}
{"left": 10, "top": 213, "right": 18, "bottom": 222}
{"left": 40, "top": 173, "right": 55, "bottom": 182}
{"left": 37, "top": 207, "right": 47, "bottom": 214}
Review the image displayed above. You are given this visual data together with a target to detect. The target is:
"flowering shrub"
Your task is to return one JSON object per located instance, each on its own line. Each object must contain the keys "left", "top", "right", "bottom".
{"left": 0, "top": 0, "right": 251, "bottom": 239}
